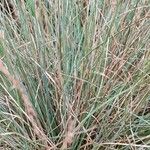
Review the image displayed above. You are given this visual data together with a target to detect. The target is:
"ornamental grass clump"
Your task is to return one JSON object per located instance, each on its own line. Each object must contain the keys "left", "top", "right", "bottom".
{"left": 0, "top": 0, "right": 150, "bottom": 149}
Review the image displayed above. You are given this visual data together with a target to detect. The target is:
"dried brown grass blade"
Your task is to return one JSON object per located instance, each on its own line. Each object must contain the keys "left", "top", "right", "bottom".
{"left": 61, "top": 115, "right": 75, "bottom": 149}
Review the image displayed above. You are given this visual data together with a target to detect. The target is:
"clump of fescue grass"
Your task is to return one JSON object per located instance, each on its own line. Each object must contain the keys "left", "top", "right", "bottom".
{"left": 0, "top": 0, "right": 150, "bottom": 149}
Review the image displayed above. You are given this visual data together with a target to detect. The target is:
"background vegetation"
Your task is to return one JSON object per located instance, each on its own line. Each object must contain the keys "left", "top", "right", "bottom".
{"left": 0, "top": 0, "right": 150, "bottom": 149}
